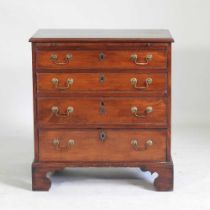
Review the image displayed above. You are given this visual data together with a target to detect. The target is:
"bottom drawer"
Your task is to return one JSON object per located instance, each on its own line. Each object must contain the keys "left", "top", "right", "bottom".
{"left": 39, "top": 129, "right": 166, "bottom": 162}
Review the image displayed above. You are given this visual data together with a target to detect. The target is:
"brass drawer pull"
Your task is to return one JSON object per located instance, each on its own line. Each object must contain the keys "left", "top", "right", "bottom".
{"left": 50, "top": 53, "right": 72, "bottom": 65}
{"left": 130, "top": 77, "right": 152, "bottom": 89}
{"left": 51, "top": 78, "right": 74, "bottom": 90}
{"left": 52, "top": 138, "right": 75, "bottom": 151}
{"left": 131, "top": 106, "right": 153, "bottom": 118}
{"left": 51, "top": 106, "right": 74, "bottom": 117}
{"left": 131, "top": 139, "right": 153, "bottom": 151}
{"left": 130, "top": 54, "right": 152, "bottom": 65}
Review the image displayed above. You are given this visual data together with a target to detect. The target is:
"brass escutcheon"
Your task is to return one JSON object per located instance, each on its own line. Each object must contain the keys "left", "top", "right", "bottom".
{"left": 98, "top": 52, "right": 105, "bottom": 61}
{"left": 99, "top": 101, "right": 105, "bottom": 114}
{"left": 99, "top": 73, "right": 105, "bottom": 83}
{"left": 99, "top": 129, "right": 106, "bottom": 142}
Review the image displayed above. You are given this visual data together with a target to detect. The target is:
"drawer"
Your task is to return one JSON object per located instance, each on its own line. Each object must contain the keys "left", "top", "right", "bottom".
{"left": 37, "top": 97, "right": 167, "bottom": 127}
{"left": 39, "top": 129, "right": 166, "bottom": 162}
{"left": 36, "top": 50, "right": 167, "bottom": 70}
{"left": 37, "top": 73, "right": 167, "bottom": 94}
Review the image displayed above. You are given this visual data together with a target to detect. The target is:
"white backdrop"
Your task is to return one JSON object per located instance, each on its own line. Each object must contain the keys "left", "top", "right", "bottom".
{"left": 0, "top": 0, "right": 210, "bottom": 210}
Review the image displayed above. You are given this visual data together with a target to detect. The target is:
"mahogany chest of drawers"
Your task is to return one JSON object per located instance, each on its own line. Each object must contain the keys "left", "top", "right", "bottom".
{"left": 29, "top": 29, "right": 174, "bottom": 191}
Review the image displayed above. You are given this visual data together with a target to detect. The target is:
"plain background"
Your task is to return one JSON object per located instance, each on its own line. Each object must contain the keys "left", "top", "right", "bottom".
{"left": 0, "top": 0, "right": 210, "bottom": 209}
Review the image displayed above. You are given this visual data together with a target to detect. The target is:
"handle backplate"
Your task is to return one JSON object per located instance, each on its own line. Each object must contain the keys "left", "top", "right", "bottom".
{"left": 51, "top": 78, "right": 74, "bottom": 90}
{"left": 130, "top": 77, "right": 152, "bottom": 89}
{"left": 52, "top": 138, "right": 75, "bottom": 151}
{"left": 51, "top": 106, "right": 74, "bottom": 117}
{"left": 130, "top": 54, "right": 153, "bottom": 65}
{"left": 131, "top": 139, "right": 153, "bottom": 151}
{"left": 50, "top": 53, "right": 72, "bottom": 65}
{"left": 131, "top": 106, "right": 153, "bottom": 118}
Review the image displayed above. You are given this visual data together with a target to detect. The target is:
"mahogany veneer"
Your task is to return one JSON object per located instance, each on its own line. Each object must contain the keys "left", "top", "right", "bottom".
{"left": 30, "top": 29, "right": 174, "bottom": 191}
{"left": 36, "top": 49, "right": 167, "bottom": 69}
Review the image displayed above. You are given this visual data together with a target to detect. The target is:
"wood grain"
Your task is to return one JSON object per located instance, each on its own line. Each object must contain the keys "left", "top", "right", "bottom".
{"left": 30, "top": 29, "right": 174, "bottom": 191}
{"left": 37, "top": 72, "right": 167, "bottom": 94}
{"left": 37, "top": 97, "right": 167, "bottom": 127}
{"left": 36, "top": 49, "right": 167, "bottom": 70}
{"left": 32, "top": 160, "right": 173, "bottom": 191}
{"left": 141, "top": 161, "right": 173, "bottom": 191}
{"left": 39, "top": 129, "right": 166, "bottom": 162}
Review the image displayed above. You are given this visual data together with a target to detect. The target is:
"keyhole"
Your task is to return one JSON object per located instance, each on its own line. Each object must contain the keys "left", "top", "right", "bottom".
{"left": 99, "top": 52, "right": 105, "bottom": 61}
{"left": 99, "top": 101, "right": 105, "bottom": 114}
{"left": 99, "top": 74, "right": 105, "bottom": 83}
{"left": 99, "top": 129, "right": 106, "bottom": 142}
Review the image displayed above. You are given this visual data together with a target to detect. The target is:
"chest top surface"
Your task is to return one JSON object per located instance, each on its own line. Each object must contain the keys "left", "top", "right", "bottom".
{"left": 29, "top": 29, "right": 174, "bottom": 43}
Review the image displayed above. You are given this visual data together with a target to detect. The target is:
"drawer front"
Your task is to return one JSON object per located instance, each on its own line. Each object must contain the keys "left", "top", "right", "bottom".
{"left": 37, "top": 98, "right": 167, "bottom": 127}
{"left": 37, "top": 73, "right": 167, "bottom": 94}
{"left": 39, "top": 129, "right": 166, "bottom": 162}
{"left": 36, "top": 50, "right": 167, "bottom": 70}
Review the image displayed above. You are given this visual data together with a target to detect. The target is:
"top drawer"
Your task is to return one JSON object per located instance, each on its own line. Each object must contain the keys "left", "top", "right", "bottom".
{"left": 36, "top": 49, "right": 167, "bottom": 70}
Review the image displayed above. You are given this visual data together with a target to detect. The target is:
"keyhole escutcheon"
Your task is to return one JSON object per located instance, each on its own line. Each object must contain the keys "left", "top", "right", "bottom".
{"left": 99, "top": 101, "right": 105, "bottom": 114}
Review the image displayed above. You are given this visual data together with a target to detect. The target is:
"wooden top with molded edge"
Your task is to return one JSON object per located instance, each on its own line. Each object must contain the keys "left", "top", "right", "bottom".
{"left": 29, "top": 29, "right": 174, "bottom": 43}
